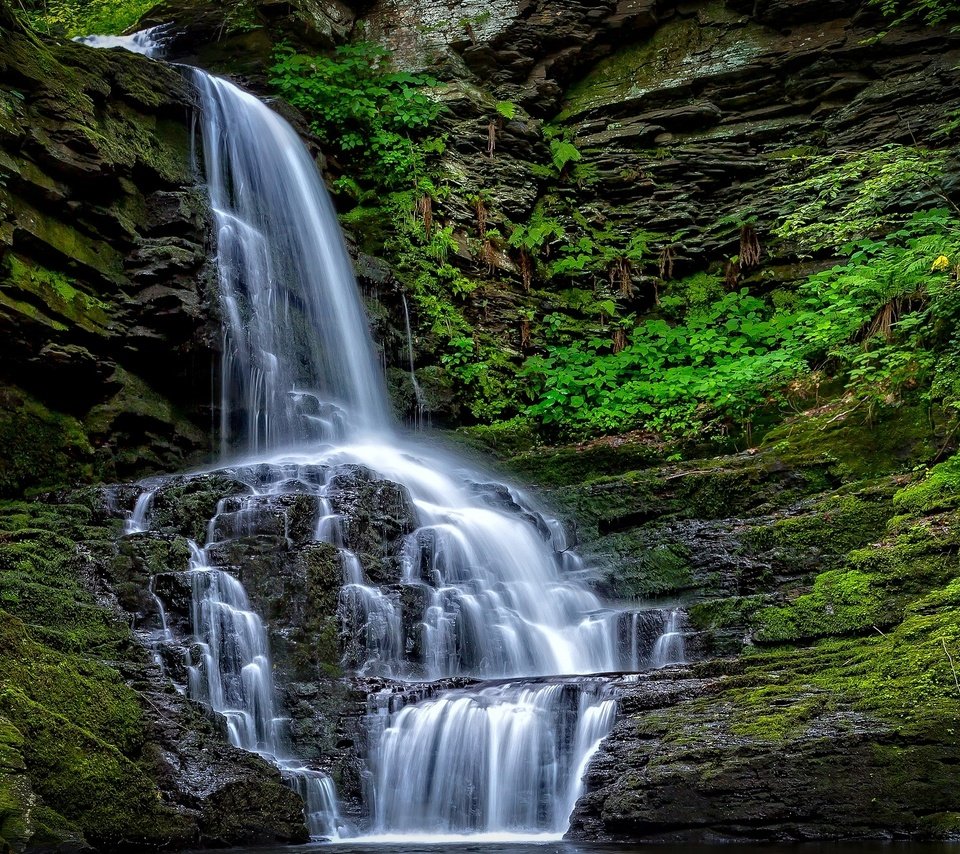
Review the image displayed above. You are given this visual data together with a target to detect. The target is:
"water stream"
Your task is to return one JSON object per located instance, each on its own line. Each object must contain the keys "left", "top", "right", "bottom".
{"left": 85, "top": 29, "right": 686, "bottom": 843}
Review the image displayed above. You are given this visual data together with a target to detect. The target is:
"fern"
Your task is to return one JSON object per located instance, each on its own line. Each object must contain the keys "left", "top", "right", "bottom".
{"left": 549, "top": 139, "right": 582, "bottom": 173}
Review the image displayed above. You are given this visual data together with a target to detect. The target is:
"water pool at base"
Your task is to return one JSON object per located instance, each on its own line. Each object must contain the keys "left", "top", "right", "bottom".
{"left": 188, "top": 844, "right": 960, "bottom": 854}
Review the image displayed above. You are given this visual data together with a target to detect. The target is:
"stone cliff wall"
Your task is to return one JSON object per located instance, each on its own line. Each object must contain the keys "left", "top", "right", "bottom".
{"left": 0, "top": 6, "right": 216, "bottom": 496}
{"left": 356, "top": 0, "right": 960, "bottom": 424}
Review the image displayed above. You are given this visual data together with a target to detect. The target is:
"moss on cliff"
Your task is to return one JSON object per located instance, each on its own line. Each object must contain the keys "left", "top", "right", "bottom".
{"left": 0, "top": 387, "right": 95, "bottom": 497}
{"left": 0, "top": 500, "right": 193, "bottom": 850}
{"left": 0, "top": 24, "right": 213, "bottom": 496}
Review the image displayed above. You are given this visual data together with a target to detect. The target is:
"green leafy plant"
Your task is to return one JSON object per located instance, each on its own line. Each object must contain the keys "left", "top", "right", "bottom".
{"left": 775, "top": 145, "right": 952, "bottom": 249}
{"left": 270, "top": 42, "right": 444, "bottom": 189}
{"left": 549, "top": 138, "right": 582, "bottom": 174}
{"left": 868, "top": 0, "right": 960, "bottom": 29}
{"left": 520, "top": 207, "right": 960, "bottom": 440}
{"left": 22, "top": 0, "right": 153, "bottom": 36}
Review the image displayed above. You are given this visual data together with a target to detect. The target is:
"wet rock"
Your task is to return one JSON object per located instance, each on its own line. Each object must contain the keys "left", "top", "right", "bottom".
{"left": 0, "top": 27, "right": 216, "bottom": 494}
{"left": 570, "top": 672, "right": 960, "bottom": 843}
{"left": 150, "top": 473, "right": 251, "bottom": 543}
{"left": 327, "top": 465, "right": 418, "bottom": 584}
{"left": 132, "top": 665, "right": 310, "bottom": 847}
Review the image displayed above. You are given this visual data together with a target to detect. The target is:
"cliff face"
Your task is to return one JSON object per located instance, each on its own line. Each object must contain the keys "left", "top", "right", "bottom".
{"left": 4, "top": 0, "right": 958, "bottom": 486}
{"left": 0, "top": 9, "right": 216, "bottom": 496}
{"left": 502, "top": 411, "right": 960, "bottom": 842}
{"left": 0, "top": 12, "right": 310, "bottom": 853}
{"left": 323, "top": 0, "right": 960, "bottom": 427}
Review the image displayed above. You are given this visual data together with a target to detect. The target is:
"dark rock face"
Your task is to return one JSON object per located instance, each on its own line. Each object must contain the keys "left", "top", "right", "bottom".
{"left": 571, "top": 669, "right": 960, "bottom": 843}
{"left": 108, "top": 463, "right": 421, "bottom": 829}
{"left": 130, "top": 665, "right": 310, "bottom": 848}
{"left": 500, "top": 408, "right": 960, "bottom": 843}
{"left": 0, "top": 16, "right": 216, "bottom": 495}
{"left": 326, "top": 464, "right": 418, "bottom": 583}
{"left": 363, "top": 0, "right": 658, "bottom": 115}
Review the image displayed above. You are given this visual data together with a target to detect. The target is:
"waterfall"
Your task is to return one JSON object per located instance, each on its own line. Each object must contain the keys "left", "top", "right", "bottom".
{"left": 364, "top": 680, "right": 617, "bottom": 839}
{"left": 184, "top": 536, "right": 344, "bottom": 837}
{"left": 650, "top": 608, "right": 687, "bottom": 668}
{"left": 400, "top": 294, "right": 429, "bottom": 429}
{"left": 87, "top": 29, "right": 686, "bottom": 840}
{"left": 194, "top": 71, "right": 391, "bottom": 453}
{"left": 188, "top": 69, "right": 655, "bottom": 835}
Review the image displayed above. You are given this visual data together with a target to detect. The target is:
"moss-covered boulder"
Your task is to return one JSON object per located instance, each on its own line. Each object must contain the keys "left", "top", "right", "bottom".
{"left": 0, "top": 498, "right": 309, "bottom": 851}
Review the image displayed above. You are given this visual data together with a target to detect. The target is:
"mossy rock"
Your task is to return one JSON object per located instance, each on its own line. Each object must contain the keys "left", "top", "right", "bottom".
{"left": 759, "top": 404, "right": 939, "bottom": 481}
{"left": 893, "top": 454, "right": 960, "bottom": 516}
{"left": 0, "top": 386, "right": 94, "bottom": 498}
{"left": 150, "top": 474, "right": 250, "bottom": 544}
{"left": 0, "top": 716, "right": 34, "bottom": 854}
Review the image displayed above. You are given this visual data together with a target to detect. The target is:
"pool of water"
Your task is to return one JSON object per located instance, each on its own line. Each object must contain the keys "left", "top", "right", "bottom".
{"left": 190, "top": 842, "right": 960, "bottom": 854}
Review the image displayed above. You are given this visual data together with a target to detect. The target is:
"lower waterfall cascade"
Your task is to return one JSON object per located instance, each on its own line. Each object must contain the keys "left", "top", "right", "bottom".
{"left": 87, "top": 28, "right": 688, "bottom": 842}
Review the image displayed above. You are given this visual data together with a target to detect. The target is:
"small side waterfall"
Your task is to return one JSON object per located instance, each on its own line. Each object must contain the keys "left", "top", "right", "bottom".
{"left": 129, "top": 492, "right": 344, "bottom": 839}
{"left": 400, "top": 294, "right": 429, "bottom": 429}
{"left": 650, "top": 608, "right": 687, "bottom": 668}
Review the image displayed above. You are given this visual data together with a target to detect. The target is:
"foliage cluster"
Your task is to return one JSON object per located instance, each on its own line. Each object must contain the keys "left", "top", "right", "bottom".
{"left": 270, "top": 43, "right": 525, "bottom": 420}
{"left": 19, "top": 0, "right": 152, "bottom": 36}
{"left": 270, "top": 43, "right": 443, "bottom": 189}
{"left": 868, "top": 0, "right": 960, "bottom": 29}
{"left": 518, "top": 142, "right": 960, "bottom": 440}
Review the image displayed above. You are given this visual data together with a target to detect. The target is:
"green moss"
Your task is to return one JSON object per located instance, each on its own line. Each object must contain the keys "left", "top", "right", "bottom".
{"left": 743, "top": 488, "right": 895, "bottom": 559}
{"left": 603, "top": 538, "right": 694, "bottom": 599}
{"left": 150, "top": 475, "right": 248, "bottom": 544}
{"left": 755, "top": 568, "right": 889, "bottom": 643}
{"left": 504, "top": 438, "right": 664, "bottom": 488}
{"left": 722, "top": 594, "right": 960, "bottom": 743}
{"left": 0, "top": 715, "right": 32, "bottom": 853}
{"left": 0, "top": 683, "right": 186, "bottom": 848}
{"left": 759, "top": 404, "right": 937, "bottom": 480}
{"left": 0, "top": 386, "right": 95, "bottom": 497}
{"left": 7, "top": 199, "right": 124, "bottom": 282}
{"left": 3, "top": 254, "right": 112, "bottom": 334}
{"left": 689, "top": 595, "right": 766, "bottom": 631}
{"left": 454, "top": 418, "right": 540, "bottom": 459}
{"left": 0, "top": 500, "right": 192, "bottom": 849}
{"left": 559, "top": 6, "right": 768, "bottom": 120}
{"left": 893, "top": 454, "right": 960, "bottom": 515}
{"left": 95, "top": 106, "right": 192, "bottom": 185}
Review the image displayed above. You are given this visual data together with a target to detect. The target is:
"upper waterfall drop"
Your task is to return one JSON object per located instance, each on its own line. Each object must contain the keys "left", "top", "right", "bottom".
{"left": 194, "top": 71, "right": 392, "bottom": 453}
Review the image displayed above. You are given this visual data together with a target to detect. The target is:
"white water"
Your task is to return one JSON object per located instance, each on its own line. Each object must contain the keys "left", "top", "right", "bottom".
{"left": 73, "top": 25, "right": 166, "bottom": 56}
{"left": 184, "top": 533, "right": 344, "bottom": 837}
{"left": 195, "top": 72, "right": 391, "bottom": 453}
{"left": 188, "top": 70, "right": 679, "bottom": 836}
{"left": 92, "top": 29, "right": 685, "bottom": 840}
{"left": 400, "top": 294, "right": 429, "bottom": 429}
{"left": 365, "top": 681, "right": 616, "bottom": 837}
{"left": 651, "top": 608, "right": 686, "bottom": 669}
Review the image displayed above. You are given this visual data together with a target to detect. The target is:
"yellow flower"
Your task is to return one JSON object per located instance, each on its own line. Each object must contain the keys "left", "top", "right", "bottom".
{"left": 932, "top": 255, "right": 951, "bottom": 272}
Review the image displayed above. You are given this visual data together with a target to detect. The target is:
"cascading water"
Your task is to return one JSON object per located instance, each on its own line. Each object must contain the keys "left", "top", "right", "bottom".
{"left": 87, "top": 28, "right": 687, "bottom": 841}
{"left": 185, "top": 531, "right": 344, "bottom": 837}
{"left": 364, "top": 680, "right": 617, "bottom": 839}
{"left": 194, "top": 71, "right": 390, "bottom": 453}
{"left": 189, "top": 71, "right": 665, "bottom": 838}
{"left": 400, "top": 294, "right": 429, "bottom": 429}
